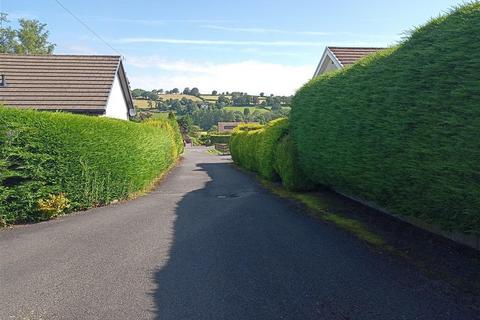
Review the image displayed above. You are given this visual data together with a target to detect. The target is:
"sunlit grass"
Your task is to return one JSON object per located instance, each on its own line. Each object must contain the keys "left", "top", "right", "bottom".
{"left": 261, "top": 179, "right": 386, "bottom": 247}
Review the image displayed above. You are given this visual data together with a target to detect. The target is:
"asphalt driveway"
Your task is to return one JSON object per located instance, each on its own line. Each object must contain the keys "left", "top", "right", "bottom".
{"left": 0, "top": 147, "right": 478, "bottom": 319}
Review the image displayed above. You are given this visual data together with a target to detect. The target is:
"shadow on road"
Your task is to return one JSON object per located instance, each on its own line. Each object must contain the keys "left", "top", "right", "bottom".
{"left": 150, "top": 162, "right": 478, "bottom": 320}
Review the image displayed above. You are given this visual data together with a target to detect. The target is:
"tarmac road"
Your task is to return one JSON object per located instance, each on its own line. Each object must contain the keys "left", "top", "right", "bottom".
{"left": 1, "top": 147, "right": 478, "bottom": 319}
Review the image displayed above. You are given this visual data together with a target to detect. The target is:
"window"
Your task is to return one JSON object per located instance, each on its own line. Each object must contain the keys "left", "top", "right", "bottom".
{"left": 0, "top": 75, "right": 7, "bottom": 87}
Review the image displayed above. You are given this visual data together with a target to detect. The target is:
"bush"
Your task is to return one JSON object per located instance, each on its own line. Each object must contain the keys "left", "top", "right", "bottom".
{"left": 256, "top": 118, "right": 289, "bottom": 180}
{"left": 274, "top": 135, "right": 312, "bottom": 191}
{"left": 37, "top": 193, "right": 70, "bottom": 220}
{"left": 209, "top": 134, "right": 231, "bottom": 145}
{"left": 230, "top": 123, "right": 265, "bottom": 172}
{"left": 291, "top": 3, "right": 480, "bottom": 233}
{"left": 230, "top": 119, "right": 311, "bottom": 190}
{"left": 0, "top": 108, "right": 183, "bottom": 224}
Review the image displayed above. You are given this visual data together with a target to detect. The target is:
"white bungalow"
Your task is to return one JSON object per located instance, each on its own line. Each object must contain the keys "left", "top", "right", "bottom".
{"left": 0, "top": 54, "right": 135, "bottom": 120}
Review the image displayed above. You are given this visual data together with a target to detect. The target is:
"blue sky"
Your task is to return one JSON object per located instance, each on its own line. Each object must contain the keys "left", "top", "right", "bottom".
{"left": 4, "top": 0, "right": 468, "bottom": 95}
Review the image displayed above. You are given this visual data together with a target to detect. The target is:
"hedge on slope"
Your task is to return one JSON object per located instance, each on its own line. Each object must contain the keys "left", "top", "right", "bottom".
{"left": 290, "top": 3, "right": 480, "bottom": 233}
{"left": 230, "top": 123, "right": 263, "bottom": 172}
{"left": 0, "top": 108, "right": 183, "bottom": 225}
{"left": 274, "top": 135, "right": 313, "bottom": 191}
{"left": 230, "top": 119, "right": 311, "bottom": 191}
{"left": 230, "top": 119, "right": 289, "bottom": 179}
{"left": 256, "top": 118, "right": 290, "bottom": 180}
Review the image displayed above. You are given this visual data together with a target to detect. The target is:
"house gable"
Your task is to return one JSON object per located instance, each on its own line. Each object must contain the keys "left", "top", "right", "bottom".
{"left": 313, "top": 47, "right": 386, "bottom": 78}
{"left": 0, "top": 54, "right": 135, "bottom": 120}
{"left": 313, "top": 47, "right": 343, "bottom": 78}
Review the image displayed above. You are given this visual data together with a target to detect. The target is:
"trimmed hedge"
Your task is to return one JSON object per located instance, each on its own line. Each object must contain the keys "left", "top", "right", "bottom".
{"left": 0, "top": 108, "right": 183, "bottom": 225}
{"left": 291, "top": 3, "right": 480, "bottom": 233}
{"left": 198, "top": 133, "right": 231, "bottom": 146}
{"left": 230, "top": 119, "right": 311, "bottom": 191}
{"left": 230, "top": 123, "right": 264, "bottom": 172}
{"left": 256, "top": 118, "right": 289, "bottom": 180}
{"left": 274, "top": 135, "right": 312, "bottom": 191}
{"left": 209, "top": 134, "right": 231, "bottom": 145}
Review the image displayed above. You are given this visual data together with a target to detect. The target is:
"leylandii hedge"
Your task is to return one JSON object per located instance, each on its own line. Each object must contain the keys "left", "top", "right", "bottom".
{"left": 0, "top": 107, "right": 183, "bottom": 225}
{"left": 274, "top": 135, "right": 313, "bottom": 192}
{"left": 230, "top": 119, "right": 311, "bottom": 191}
{"left": 291, "top": 3, "right": 480, "bottom": 233}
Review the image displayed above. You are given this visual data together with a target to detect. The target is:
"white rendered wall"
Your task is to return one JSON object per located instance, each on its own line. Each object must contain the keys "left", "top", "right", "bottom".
{"left": 315, "top": 55, "right": 340, "bottom": 77}
{"left": 105, "top": 73, "right": 129, "bottom": 120}
{"left": 322, "top": 56, "right": 340, "bottom": 74}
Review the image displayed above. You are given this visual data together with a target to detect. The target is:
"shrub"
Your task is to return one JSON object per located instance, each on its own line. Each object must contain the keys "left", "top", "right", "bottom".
{"left": 230, "top": 119, "right": 311, "bottom": 190}
{"left": 37, "top": 193, "right": 70, "bottom": 220}
{"left": 0, "top": 107, "right": 183, "bottom": 225}
{"left": 290, "top": 3, "right": 480, "bottom": 233}
{"left": 209, "top": 134, "right": 231, "bottom": 145}
{"left": 274, "top": 135, "right": 312, "bottom": 191}
{"left": 256, "top": 118, "right": 289, "bottom": 180}
{"left": 144, "top": 118, "right": 184, "bottom": 158}
{"left": 230, "top": 123, "right": 265, "bottom": 172}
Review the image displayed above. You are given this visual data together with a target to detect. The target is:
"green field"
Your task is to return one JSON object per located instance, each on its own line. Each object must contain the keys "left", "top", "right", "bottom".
{"left": 134, "top": 94, "right": 204, "bottom": 109}
{"left": 151, "top": 112, "right": 171, "bottom": 119}
{"left": 159, "top": 94, "right": 203, "bottom": 102}
{"left": 200, "top": 95, "right": 233, "bottom": 101}
{"left": 134, "top": 99, "right": 156, "bottom": 109}
{"left": 224, "top": 106, "right": 271, "bottom": 114}
{"left": 200, "top": 95, "right": 219, "bottom": 102}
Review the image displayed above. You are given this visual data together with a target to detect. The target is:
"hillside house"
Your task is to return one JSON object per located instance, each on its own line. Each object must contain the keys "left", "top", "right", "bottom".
{"left": 0, "top": 54, "right": 135, "bottom": 120}
{"left": 313, "top": 47, "right": 385, "bottom": 78}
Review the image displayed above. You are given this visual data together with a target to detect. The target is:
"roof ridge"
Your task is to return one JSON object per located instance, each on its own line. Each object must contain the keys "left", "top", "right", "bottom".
{"left": 0, "top": 54, "right": 121, "bottom": 58}
{"left": 328, "top": 46, "right": 386, "bottom": 49}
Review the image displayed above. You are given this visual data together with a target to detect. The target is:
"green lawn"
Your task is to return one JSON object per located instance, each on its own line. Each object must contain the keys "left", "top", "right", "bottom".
{"left": 151, "top": 112, "right": 172, "bottom": 119}
{"left": 224, "top": 106, "right": 271, "bottom": 114}
{"left": 159, "top": 94, "right": 203, "bottom": 102}
{"left": 134, "top": 99, "right": 156, "bottom": 109}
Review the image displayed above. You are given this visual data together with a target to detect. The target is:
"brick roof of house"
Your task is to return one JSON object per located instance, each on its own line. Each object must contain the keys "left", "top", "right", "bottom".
{"left": 0, "top": 54, "right": 133, "bottom": 113}
{"left": 328, "top": 47, "right": 385, "bottom": 66}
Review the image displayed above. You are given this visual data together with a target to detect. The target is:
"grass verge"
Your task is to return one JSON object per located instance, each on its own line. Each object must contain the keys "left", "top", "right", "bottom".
{"left": 260, "top": 179, "right": 387, "bottom": 248}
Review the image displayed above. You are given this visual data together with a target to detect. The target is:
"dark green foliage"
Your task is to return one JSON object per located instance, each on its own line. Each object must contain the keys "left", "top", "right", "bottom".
{"left": 0, "top": 108, "right": 183, "bottom": 224}
{"left": 274, "top": 135, "right": 312, "bottom": 191}
{"left": 291, "top": 3, "right": 480, "bottom": 233}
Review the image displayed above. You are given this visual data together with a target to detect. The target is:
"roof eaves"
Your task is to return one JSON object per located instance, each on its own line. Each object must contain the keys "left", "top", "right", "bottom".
{"left": 326, "top": 47, "right": 344, "bottom": 68}
{"left": 117, "top": 59, "right": 136, "bottom": 117}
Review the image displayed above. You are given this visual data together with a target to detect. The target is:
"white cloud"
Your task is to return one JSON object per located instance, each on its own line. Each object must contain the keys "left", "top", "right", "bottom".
{"left": 118, "top": 37, "right": 325, "bottom": 47}
{"left": 126, "top": 57, "right": 314, "bottom": 96}
{"left": 89, "top": 17, "right": 235, "bottom": 25}
{"left": 92, "top": 17, "right": 167, "bottom": 25}
{"left": 201, "top": 25, "right": 333, "bottom": 36}
{"left": 201, "top": 25, "right": 400, "bottom": 41}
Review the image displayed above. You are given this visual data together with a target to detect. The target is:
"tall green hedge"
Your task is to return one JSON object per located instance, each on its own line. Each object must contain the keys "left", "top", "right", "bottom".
{"left": 274, "top": 135, "right": 313, "bottom": 191}
{"left": 230, "top": 119, "right": 311, "bottom": 191}
{"left": 291, "top": 3, "right": 480, "bottom": 233}
{"left": 0, "top": 108, "right": 183, "bottom": 225}
{"left": 256, "top": 118, "right": 289, "bottom": 180}
{"left": 230, "top": 123, "right": 264, "bottom": 172}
